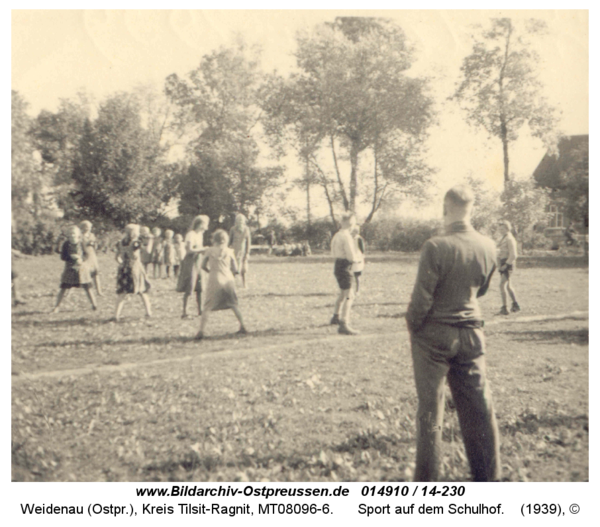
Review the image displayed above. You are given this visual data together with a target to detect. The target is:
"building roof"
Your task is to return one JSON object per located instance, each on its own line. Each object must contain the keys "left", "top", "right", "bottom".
{"left": 533, "top": 134, "right": 589, "bottom": 190}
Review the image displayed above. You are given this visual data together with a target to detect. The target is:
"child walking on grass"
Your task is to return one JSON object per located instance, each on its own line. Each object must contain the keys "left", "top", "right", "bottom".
{"left": 173, "top": 233, "right": 185, "bottom": 279}
{"left": 51, "top": 225, "right": 97, "bottom": 313}
{"left": 162, "top": 229, "right": 177, "bottom": 278}
{"left": 114, "top": 224, "right": 152, "bottom": 321}
{"left": 151, "top": 227, "right": 164, "bottom": 279}
{"left": 195, "top": 230, "right": 247, "bottom": 340}
{"left": 80, "top": 220, "right": 103, "bottom": 296}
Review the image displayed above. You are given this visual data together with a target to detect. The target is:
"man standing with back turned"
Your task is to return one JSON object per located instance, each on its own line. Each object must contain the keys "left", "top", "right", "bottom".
{"left": 406, "top": 185, "right": 501, "bottom": 482}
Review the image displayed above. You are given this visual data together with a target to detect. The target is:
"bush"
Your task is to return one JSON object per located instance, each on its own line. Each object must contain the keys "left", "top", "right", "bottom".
{"left": 361, "top": 218, "right": 442, "bottom": 252}
{"left": 11, "top": 217, "right": 63, "bottom": 255}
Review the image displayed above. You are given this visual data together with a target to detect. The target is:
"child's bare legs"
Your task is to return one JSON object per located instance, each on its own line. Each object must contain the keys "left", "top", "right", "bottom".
{"left": 355, "top": 274, "right": 361, "bottom": 294}
{"left": 196, "top": 289, "right": 202, "bottom": 315}
{"left": 182, "top": 293, "right": 191, "bottom": 317}
{"left": 340, "top": 288, "right": 355, "bottom": 325}
{"left": 93, "top": 273, "right": 103, "bottom": 296}
{"left": 196, "top": 309, "right": 210, "bottom": 339}
{"left": 165, "top": 265, "right": 171, "bottom": 278}
{"left": 332, "top": 288, "right": 345, "bottom": 322}
{"left": 115, "top": 293, "right": 128, "bottom": 320}
{"left": 51, "top": 288, "right": 68, "bottom": 313}
{"left": 174, "top": 265, "right": 180, "bottom": 279}
{"left": 232, "top": 306, "right": 246, "bottom": 332}
{"left": 84, "top": 286, "right": 98, "bottom": 310}
{"left": 241, "top": 270, "right": 247, "bottom": 289}
{"left": 140, "top": 293, "right": 152, "bottom": 317}
{"left": 500, "top": 274, "right": 519, "bottom": 310}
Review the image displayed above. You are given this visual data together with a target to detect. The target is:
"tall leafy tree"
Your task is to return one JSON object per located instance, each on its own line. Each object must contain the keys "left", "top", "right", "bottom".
{"left": 165, "top": 44, "right": 282, "bottom": 222}
{"left": 31, "top": 93, "right": 92, "bottom": 216}
{"left": 262, "top": 17, "right": 434, "bottom": 219}
{"left": 453, "top": 18, "right": 560, "bottom": 185}
{"left": 11, "top": 91, "right": 47, "bottom": 220}
{"left": 70, "top": 93, "right": 169, "bottom": 226}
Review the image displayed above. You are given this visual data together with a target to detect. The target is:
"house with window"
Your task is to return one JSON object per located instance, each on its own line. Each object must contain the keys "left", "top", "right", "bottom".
{"left": 533, "top": 134, "right": 588, "bottom": 247}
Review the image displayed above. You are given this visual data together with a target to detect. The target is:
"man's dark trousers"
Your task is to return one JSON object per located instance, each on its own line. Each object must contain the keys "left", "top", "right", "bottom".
{"left": 410, "top": 322, "right": 501, "bottom": 482}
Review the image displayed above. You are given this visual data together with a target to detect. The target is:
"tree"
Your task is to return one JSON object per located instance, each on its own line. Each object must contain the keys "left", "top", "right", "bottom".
{"left": 464, "top": 175, "right": 501, "bottom": 234}
{"left": 453, "top": 18, "right": 560, "bottom": 186}
{"left": 70, "top": 93, "right": 170, "bottom": 226}
{"left": 31, "top": 92, "right": 92, "bottom": 216}
{"left": 11, "top": 91, "right": 49, "bottom": 221}
{"left": 165, "top": 44, "right": 282, "bottom": 223}
{"left": 500, "top": 178, "right": 551, "bottom": 248}
{"left": 262, "top": 17, "right": 434, "bottom": 220}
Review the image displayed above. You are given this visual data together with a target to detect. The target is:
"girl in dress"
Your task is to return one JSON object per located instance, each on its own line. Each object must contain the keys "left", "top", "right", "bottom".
{"left": 114, "top": 224, "right": 152, "bottom": 321}
{"left": 196, "top": 230, "right": 247, "bottom": 340}
{"left": 229, "top": 214, "right": 252, "bottom": 288}
{"left": 80, "top": 220, "right": 103, "bottom": 296}
{"left": 173, "top": 233, "right": 186, "bottom": 279}
{"left": 151, "top": 227, "right": 164, "bottom": 279}
{"left": 140, "top": 226, "right": 154, "bottom": 273}
{"left": 51, "top": 225, "right": 97, "bottom": 313}
{"left": 176, "top": 215, "right": 209, "bottom": 318}
{"left": 162, "top": 229, "right": 177, "bottom": 278}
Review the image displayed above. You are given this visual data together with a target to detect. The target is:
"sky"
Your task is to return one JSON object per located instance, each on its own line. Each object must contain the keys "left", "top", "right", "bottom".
{"left": 11, "top": 9, "right": 589, "bottom": 220}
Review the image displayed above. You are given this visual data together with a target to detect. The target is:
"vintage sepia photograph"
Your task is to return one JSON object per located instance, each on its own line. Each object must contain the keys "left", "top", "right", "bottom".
{"left": 11, "top": 10, "right": 588, "bottom": 483}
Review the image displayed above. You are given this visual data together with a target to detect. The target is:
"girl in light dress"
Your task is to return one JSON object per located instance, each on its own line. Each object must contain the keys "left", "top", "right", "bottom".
{"left": 196, "top": 229, "right": 247, "bottom": 340}
{"left": 173, "top": 233, "right": 186, "bottom": 279}
{"left": 51, "top": 225, "right": 97, "bottom": 313}
{"left": 176, "top": 215, "right": 209, "bottom": 318}
{"left": 114, "top": 224, "right": 152, "bottom": 321}
{"left": 140, "top": 226, "right": 154, "bottom": 273}
{"left": 80, "top": 220, "right": 103, "bottom": 296}
{"left": 229, "top": 214, "right": 252, "bottom": 288}
{"left": 162, "top": 229, "right": 177, "bottom": 278}
{"left": 151, "top": 227, "right": 164, "bottom": 279}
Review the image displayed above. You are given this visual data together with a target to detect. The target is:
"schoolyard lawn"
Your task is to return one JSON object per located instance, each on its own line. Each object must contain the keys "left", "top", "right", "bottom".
{"left": 11, "top": 253, "right": 588, "bottom": 482}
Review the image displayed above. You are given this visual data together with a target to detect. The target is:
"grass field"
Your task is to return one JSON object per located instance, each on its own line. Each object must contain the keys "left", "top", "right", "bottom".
{"left": 11, "top": 252, "right": 589, "bottom": 482}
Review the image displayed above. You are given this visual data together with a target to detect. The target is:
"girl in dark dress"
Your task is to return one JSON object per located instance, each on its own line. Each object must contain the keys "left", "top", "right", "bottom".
{"left": 51, "top": 225, "right": 97, "bottom": 313}
{"left": 114, "top": 224, "right": 152, "bottom": 321}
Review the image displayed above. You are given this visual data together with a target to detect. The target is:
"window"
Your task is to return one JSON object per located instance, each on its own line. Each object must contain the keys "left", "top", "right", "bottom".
{"left": 548, "top": 204, "right": 564, "bottom": 228}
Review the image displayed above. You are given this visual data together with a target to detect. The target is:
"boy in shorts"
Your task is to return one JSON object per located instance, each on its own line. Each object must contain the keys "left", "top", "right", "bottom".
{"left": 330, "top": 213, "right": 360, "bottom": 335}
{"left": 497, "top": 220, "right": 520, "bottom": 315}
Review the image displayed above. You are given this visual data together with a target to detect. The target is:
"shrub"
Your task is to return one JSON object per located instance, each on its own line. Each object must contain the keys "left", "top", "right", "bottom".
{"left": 361, "top": 218, "right": 442, "bottom": 252}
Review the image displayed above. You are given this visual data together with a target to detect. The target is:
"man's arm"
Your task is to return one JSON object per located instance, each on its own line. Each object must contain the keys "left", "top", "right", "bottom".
{"left": 406, "top": 241, "right": 440, "bottom": 333}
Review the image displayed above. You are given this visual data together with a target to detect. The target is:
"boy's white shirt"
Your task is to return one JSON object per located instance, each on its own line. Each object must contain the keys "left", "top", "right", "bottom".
{"left": 331, "top": 228, "right": 357, "bottom": 262}
{"left": 498, "top": 233, "right": 517, "bottom": 266}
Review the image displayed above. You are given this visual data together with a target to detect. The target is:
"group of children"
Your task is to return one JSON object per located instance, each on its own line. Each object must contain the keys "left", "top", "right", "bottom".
{"left": 35, "top": 208, "right": 519, "bottom": 339}
{"left": 50, "top": 215, "right": 250, "bottom": 336}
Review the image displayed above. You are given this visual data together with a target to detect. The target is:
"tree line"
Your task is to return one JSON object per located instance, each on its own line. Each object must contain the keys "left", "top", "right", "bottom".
{"left": 13, "top": 16, "right": 580, "bottom": 251}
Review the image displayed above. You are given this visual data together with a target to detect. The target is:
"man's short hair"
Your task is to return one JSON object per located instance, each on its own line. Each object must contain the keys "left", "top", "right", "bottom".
{"left": 341, "top": 212, "right": 356, "bottom": 225}
{"left": 444, "top": 185, "right": 475, "bottom": 208}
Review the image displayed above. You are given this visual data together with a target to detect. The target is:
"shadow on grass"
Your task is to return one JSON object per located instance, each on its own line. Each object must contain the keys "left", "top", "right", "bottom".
{"left": 505, "top": 328, "right": 588, "bottom": 346}
{"left": 376, "top": 311, "right": 407, "bottom": 319}
{"left": 33, "top": 328, "right": 295, "bottom": 349}
{"left": 245, "top": 292, "right": 330, "bottom": 298}
{"left": 13, "top": 316, "right": 108, "bottom": 328}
